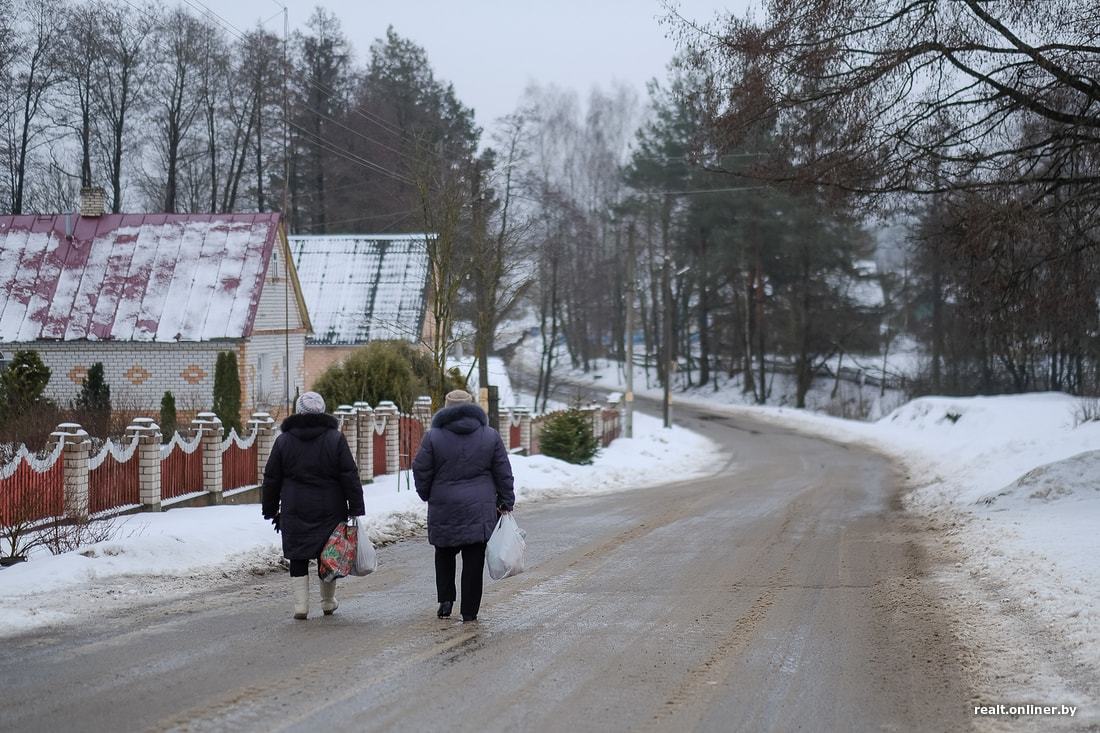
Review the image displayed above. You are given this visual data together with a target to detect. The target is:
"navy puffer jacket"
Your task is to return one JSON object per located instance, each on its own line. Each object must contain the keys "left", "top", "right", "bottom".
{"left": 261, "top": 413, "right": 365, "bottom": 560}
{"left": 412, "top": 403, "right": 515, "bottom": 547}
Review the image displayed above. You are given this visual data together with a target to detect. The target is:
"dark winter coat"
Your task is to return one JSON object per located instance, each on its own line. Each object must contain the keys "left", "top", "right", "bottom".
{"left": 261, "top": 413, "right": 365, "bottom": 560}
{"left": 412, "top": 403, "right": 515, "bottom": 547}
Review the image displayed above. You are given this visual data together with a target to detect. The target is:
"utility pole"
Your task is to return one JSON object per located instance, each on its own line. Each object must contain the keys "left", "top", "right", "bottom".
{"left": 624, "top": 221, "right": 635, "bottom": 438}
{"left": 661, "top": 198, "right": 672, "bottom": 429}
{"left": 281, "top": 4, "right": 291, "bottom": 417}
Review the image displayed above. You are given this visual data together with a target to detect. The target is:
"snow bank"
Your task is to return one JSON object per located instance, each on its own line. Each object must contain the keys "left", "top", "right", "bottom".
{"left": 610, "top": 382, "right": 1100, "bottom": 708}
{"left": 0, "top": 411, "right": 720, "bottom": 638}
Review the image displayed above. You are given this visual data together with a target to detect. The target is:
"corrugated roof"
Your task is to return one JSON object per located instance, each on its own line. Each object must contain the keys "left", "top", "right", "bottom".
{"left": 0, "top": 213, "right": 281, "bottom": 342}
{"left": 289, "top": 234, "right": 430, "bottom": 345}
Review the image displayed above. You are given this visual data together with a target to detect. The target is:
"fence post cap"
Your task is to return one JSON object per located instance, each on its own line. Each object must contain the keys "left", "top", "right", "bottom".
{"left": 376, "top": 401, "right": 397, "bottom": 412}
{"left": 247, "top": 413, "right": 275, "bottom": 428}
{"left": 55, "top": 422, "right": 84, "bottom": 433}
{"left": 336, "top": 404, "right": 355, "bottom": 413}
{"left": 352, "top": 401, "right": 372, "bottom": 411}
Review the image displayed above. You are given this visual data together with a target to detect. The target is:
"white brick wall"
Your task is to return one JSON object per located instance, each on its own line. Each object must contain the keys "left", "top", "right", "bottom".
{"left": 3, "top": 335, "right": 304, "bottom": 416}
{"left": 244, "top": 332, "right": 306, "bottom": 414}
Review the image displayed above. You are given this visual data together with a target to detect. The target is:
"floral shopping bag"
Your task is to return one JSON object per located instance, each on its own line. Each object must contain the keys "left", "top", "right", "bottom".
{"left": 318, "top": 521, "right": 357, "bottom": 582}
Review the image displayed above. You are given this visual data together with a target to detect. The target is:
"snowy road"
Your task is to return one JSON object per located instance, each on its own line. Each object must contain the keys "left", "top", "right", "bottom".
{"left": 0, "top": 404, "right": 971, "bottom": 732}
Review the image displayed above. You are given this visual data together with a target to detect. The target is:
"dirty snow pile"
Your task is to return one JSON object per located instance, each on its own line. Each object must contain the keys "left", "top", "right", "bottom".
{"left": 0, "top": 411, "right": 720, "bottom": 638}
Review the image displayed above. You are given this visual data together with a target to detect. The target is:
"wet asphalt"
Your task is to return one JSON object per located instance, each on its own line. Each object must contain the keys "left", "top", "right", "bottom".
{"left": 0, "top": 400, "right": 971, "bottom": 732}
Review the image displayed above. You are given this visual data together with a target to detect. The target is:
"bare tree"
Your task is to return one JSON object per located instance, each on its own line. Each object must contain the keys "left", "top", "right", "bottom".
{"left": 3, "top": 0, "right": 65, "bottom": 214}
{"left": 154, "top": 8, "right": 207, "bottom": 213}
{"left": 468, "top": 116, "right": 535, "bottom": 393}
{"left": 92, "top": 0, "right": 156, "bottom": 212}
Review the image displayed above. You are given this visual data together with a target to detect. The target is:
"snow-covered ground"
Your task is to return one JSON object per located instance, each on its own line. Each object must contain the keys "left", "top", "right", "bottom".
{"left": 0, "top": 410, "right": 720, "bottom": 639}
{"left": 548, "top": 349, "right": 1100, "bottom": 717}
{"left": 511, "top": 340, "right": 915, "bottom": 422}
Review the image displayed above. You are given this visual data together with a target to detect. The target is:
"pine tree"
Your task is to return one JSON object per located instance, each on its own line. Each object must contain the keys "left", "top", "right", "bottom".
{"left": 76, "top": 362, "right": 111, "bottom": 413}
{"left": 537, "top": 410, "right": 598, "bottom": 465}
{"left": 0, "top": 350, "right": 51, "bottom": 420}
{"left": 159, "top": 391, "right": 177, "bottom": 440}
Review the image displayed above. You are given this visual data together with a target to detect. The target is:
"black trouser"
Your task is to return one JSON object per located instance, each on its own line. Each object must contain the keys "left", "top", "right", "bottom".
{"left": 434, "top": 542, "right": 487, "bottom": 618}
{"left": 289, "top": 558, "right": 317, "bottom": 577}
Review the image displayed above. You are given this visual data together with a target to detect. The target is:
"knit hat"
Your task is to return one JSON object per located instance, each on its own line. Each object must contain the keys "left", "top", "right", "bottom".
{"left": 444, "top": 389, "right": 474, "bottom": 407}
{"left": 296, "top": 391, "right": 326, "bottom": 414}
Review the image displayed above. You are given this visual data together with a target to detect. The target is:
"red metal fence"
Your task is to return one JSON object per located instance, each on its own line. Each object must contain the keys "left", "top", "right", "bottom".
{"left": 601, "top": 408, "right": 622, "bottom": 447}
{"left": 160, "top": 435, "right": 203, "bottom": 499}
{"left": 0, "top": 448, "right": 64, "bottom": 526}
{"left": 399, "top": 416, "right": 424, "bottom": 470}
{"left": 509, "top": 422, "right": 521, "bottom": 449}
{"left": 88, "top": 442, "right": 140, "bottom": 514}
{"left": 221, "top": 433, "right": 258, "bottom": 490}
{"left": 373, "top": 429, "right": 387, "bottom": 476}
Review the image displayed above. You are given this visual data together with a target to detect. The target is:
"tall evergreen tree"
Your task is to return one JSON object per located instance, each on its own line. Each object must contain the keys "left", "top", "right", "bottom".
{"left": 212, "top": 351, "right": 242, "bottom": 434}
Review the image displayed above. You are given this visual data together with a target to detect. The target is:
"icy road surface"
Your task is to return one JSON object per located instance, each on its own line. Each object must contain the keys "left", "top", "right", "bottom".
{"left": 0, "top": 404, "right": 970, "bottom": 732}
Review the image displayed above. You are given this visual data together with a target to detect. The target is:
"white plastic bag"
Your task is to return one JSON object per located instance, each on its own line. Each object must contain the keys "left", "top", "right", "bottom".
{"left": 486, "top": 513, "right": 526, "bottom": 580}
{"left": 349, "top": 517, "right": 377, "bottom": 576}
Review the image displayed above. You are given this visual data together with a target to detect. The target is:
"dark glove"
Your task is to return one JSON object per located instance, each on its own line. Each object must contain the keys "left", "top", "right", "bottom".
{"left": 270, "top": 514, "right": 281, "bottom": 533}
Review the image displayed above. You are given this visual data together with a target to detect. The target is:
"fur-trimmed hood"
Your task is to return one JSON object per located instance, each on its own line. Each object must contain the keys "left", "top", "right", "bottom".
{"left": 431, "top": 403, "right": 488, "bottom": 435}
{"left": 280, "top": 412, "right": 339, "bottom": 441}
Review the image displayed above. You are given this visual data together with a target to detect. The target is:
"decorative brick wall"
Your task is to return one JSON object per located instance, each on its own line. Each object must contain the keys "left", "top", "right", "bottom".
{"left": 2, "top": 334, "right": 305, "bottom": 421}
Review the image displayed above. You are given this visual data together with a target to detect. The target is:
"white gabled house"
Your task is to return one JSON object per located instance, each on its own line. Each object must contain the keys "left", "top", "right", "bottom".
{"left": 0, "top": 195, "right": 312, "bottom": 421}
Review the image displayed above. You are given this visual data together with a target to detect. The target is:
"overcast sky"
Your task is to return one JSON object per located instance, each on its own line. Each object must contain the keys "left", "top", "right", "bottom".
{"left": 217, "top": 1, "right": 748, "bottom": 132}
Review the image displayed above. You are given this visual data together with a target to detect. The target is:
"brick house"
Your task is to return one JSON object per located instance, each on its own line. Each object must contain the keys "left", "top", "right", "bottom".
{"left": 0, "top": 200, "right": 311, "bottom": 422}
{"left": 289, "top": 234, "right": 435, "bottom": 387}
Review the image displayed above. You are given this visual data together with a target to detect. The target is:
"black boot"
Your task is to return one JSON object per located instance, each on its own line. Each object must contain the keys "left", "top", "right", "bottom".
{"left": 462, "top": 614, "right": 477, "bottom": 623}
{"left": 437, "top": 601, "right": 453, "bottom": 618}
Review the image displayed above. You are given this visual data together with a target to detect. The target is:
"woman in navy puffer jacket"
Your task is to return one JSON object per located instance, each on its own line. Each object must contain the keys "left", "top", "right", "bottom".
{"left": 412, "top": 390, "right": 515, "bottom": 622}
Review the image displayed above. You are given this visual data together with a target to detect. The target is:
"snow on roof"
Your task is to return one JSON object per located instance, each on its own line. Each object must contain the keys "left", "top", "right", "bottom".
{"left": 0, "top": 213, "right": 281, "bottom": 343}
{"left": 289, "top": 234, "right": 430, "bottom": 345}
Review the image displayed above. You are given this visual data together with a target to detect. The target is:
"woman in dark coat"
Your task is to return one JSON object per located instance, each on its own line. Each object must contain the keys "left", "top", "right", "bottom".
{"left": 262, "top": 391, "right": 365, "bottom": 620}
{"left": 412, "top": 390, "right": 515, "bottom": 622}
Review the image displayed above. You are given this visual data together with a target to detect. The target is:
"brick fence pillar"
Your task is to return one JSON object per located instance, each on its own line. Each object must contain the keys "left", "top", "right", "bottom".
{"left": 413, "top": 395, "right": 433, "bottom": 430}
{"left": 353, "top": 402, "right": 374, "bottom": 484}
{"left": 193, "top": 412, "right": 224, "bottom": 504}
{"left": 126, "top": 419, "right": 163, "bottom": 511}
{"left": 500, "top": 407, "right": 512, "bottom": 451}
{"left": 53, "top": 423, "right": 90, "bottom": 519}
{"left": 585, "top": 404, "right": 603, "bottom": 446}
{"left": 375, "top": 401, "right": 400, "bottom": 475}
{"left": 335, "top": 405, "right": 358, "bottom": 470}
{"left": 606, "top": 395, "right": 623, "bottom": 441}
{"left": 516, "top": 408, "right": 532, "bottom": 455}
{"left": 248, "top": 412, "right": 276, "bottom": 481}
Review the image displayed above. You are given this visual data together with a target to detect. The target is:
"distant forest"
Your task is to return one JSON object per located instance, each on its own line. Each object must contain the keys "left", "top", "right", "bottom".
{"left": 2, "top": 0, "right": 1098, "bottom": 406}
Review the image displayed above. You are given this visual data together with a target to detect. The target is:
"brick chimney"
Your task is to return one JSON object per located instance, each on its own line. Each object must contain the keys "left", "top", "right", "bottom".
{"left": 79, "top": 187, "right": 106, "bottom": 217}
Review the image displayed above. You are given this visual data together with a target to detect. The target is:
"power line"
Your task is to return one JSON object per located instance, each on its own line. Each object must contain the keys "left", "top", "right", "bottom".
{"left": 183, "top": 0, "right": 419, "bottom": 148}
{"left": 294, "top": 208, "right": 419, "bottom": 232}
{"left": 111, "top": 0, "right": 416, "bottom": 188}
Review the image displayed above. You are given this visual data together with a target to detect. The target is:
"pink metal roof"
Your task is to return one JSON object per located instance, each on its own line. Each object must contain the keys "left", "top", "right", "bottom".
{"left": 0, "top": 213, "right": 281, "bottom": 342}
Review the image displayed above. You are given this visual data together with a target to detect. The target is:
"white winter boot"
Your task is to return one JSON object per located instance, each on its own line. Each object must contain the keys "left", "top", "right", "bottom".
{"left": 292, "top": 575, "right": 309, "bottom": 620}
{"left": 320, "top": 579, "right": 338, "bottom": 615}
